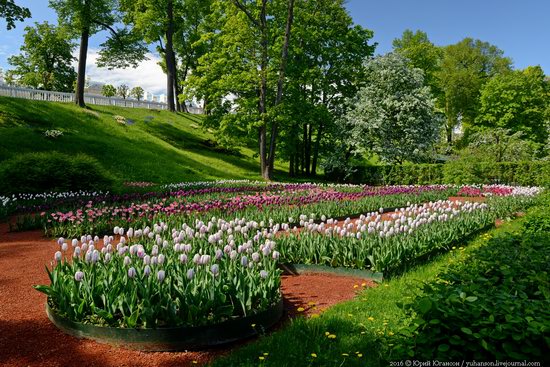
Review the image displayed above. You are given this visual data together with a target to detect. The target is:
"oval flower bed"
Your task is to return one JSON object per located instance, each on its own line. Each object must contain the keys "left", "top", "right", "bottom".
{"left": 35, "top": 218, "right": 283, "bottom": 351}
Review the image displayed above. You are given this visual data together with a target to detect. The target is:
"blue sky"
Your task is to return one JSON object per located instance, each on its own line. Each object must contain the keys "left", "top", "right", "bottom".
{"left": 0, "top": 0, "right": 548, "bottom": 94}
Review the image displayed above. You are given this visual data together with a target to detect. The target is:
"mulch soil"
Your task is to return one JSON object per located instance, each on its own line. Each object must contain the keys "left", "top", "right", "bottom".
{"left": 0, "top": 223, "right": 372, "bottom": 367}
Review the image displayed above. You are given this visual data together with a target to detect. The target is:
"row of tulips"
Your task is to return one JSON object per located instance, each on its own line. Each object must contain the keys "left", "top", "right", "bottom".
{"left": 276, "top": 194, "right": 538, "bottom": 275}
{"left": 42, "top": 186, "right": 455, "bottom": 237}
{"left": 35, "top": 217, "right": 282, "bottom": 328}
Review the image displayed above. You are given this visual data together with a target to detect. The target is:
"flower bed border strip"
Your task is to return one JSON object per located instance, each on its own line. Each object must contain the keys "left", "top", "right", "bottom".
{"left": 46, "top": 299, "right": 284, "bottom": 351}
{"left": 280, "top": 264, "right": 384, "bottom": 283}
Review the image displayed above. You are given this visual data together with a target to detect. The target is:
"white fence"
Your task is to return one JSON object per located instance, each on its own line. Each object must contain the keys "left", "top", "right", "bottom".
{"left": 0, "top": 85, "right": 204, "bottom": 114}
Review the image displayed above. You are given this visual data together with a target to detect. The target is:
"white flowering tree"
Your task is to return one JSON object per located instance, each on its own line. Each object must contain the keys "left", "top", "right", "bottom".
{"left": 345, "top": 52, "right": 441, "bottom": 164}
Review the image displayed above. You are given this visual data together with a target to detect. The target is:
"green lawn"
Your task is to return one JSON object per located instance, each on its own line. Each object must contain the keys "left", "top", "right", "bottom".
{"left": 0, "top": 97, "right": 288, "bottom": 186}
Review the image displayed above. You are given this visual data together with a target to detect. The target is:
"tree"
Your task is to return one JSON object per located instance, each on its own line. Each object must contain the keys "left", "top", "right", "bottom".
{"left": 476, "top": 66, "right": 548, "bottom": 144}
{"left": 117, "top": 84, "right": 129, "bottom": 99}
{"left": 462, "top": 128, "right": 538, "bottom": 163}
{"left": 345, "top": 53, "right": 440, "bottom": 164}
{"left": 49, "top": 0, "right": 147, "bottom": 107}
{"left": 0, "top": 0, "right": 30, "bottom": 30}
{"left": 392, "top": 29, "right": 442, "bottom": 95}
{"left": 186, "top": 0, "right": 296, "bottom": 179}
{"left": 281, "top": 0, "right": 374, "bottom": 177}
{"left": 120, "top": 0, "right": 184, "bottom": 112}
{"left": 437, "top": 38, "right": 511, "bottom": 144}
{"left": 7, "top": 22, "right": 77, "bottom": 92}
{"left": 130, "top": 86, "right": 144, "bottom": 101}
{"left": 102, "top": 84, "right": 116, "bottom": 97}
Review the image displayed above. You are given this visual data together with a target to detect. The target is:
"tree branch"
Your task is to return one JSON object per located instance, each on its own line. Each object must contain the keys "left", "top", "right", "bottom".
{"left": 232, "top": 0, "right": 260, "bottom": 28}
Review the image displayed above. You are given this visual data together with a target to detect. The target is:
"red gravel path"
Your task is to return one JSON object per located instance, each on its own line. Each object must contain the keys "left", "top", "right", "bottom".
{"left": 0, "top": 224, "right": 371, "bottom": 367}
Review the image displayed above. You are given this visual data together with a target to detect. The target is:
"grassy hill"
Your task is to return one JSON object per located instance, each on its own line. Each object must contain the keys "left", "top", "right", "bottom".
{"left": 0, "top": 96, "right": 288, "bottom": 189}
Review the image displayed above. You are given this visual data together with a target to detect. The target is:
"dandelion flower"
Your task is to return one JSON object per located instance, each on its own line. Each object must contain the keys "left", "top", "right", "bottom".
{"left": 311, "top": 353, "right": 317, "bottom": 358}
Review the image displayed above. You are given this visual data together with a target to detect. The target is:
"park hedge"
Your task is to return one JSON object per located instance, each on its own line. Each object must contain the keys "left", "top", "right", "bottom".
{"left": 350, "top": 161, "right": 550, "bottom": 187}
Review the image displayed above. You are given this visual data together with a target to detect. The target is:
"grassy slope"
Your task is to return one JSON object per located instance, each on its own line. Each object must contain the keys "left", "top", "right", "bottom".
{"left": 211, "top": 220, "right": 522, "bottom": 367}
{"left": 0, "top": 96, "right": 288, "bottom": 185}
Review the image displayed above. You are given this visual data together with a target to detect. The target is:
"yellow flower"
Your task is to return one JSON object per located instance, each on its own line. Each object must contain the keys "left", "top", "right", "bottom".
{"left": 452, "top": 246, "right": 456, "bottom": 249}
{"left": 357, "top": 353, "right": 363, "bottom": 358}
{"left": 192, "top": 362, "right": 198, "bottom": 365}
{"left": 388, "top": 331, "right": 394, "bottom": 336}
{"left": 368, "top": 317, "right": 374, "bottom": 321}
{"left": 297, "top": 307, "right": 305, "bottom": 312}
{"left": 360, "top": 331, "right": 366, "bottom": 335}
{"left": 311, "top": 353, "right": 317, "bottom": 358}
{"left": 259, "top": 356, "right": 265, "bottom": 361}
{"left": 310, "top": 314, "right": 320, "bottom": 319}
{"left": 263, "top": 353, "right": 269, "bottom": 356}
{"left": 353, "top": 284, "right": 359, "bottom": 289}
{"left": 325, "top": 331, "right": 330, "bottom": 336}
{"left": 342, "top": 353, "right": 349, "bottom": 357}
{"left": 361, "top": 283, "right": 367, "bottom": 287}
{"left": 347, "top": 313, "right": 353, "bottom": 317}
{"left": 251, "top": 323, "right": 256, "bottom": 328}
{"left": 328, "top": 334, "right": 336, "bottom": 339}
{"left": 308, "top": 301, "right": 316, "bottom": 306}
{"left": 384, "top": 284, "right": 389, "bottom": 287}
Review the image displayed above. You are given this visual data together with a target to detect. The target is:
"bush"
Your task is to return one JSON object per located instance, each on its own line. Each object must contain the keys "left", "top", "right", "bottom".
{"left": 0, "top": 152, "right": 113, "bottom": 195}
{"left": 394, "top": 210, "right": 550, "bottom": 361}
{"left": 351, "top": 161, "right": 550, "bottom": 186}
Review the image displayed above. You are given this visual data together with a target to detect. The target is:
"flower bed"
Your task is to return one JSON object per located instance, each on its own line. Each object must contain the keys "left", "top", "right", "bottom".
{"left": 36, "top": 218, "right": 282, "bottom": 332}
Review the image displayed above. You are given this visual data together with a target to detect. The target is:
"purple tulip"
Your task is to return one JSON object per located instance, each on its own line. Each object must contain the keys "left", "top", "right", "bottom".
{"left": 272, "top": 251, "right": 280, "bottom": 260}
{"left": 179, "top": 254, "right": 188, "bottom": 263}
{"left": 124, "top": 256, "right": 131, "bottom": 266}
{"left": 74, "top": 271, "right": 84, "bottom": 281}
{"left": 144, "top": 265, "right": 151, "bottom": 277}
{"left": 128, "top": 267, "right": 136, "bottom": 278}
{"left": 187, "top": 268, "right": 195, "bottom": 280}
{"left": 252, "top": 252, "right": 260, "bottom": 263}
{"left": 241, "top": 256, "right": 248, "bottom": 267}
{"left": 143, "top": 255, "right": 151, "bottom": 265}
{"left": 157, "top": 270, "right": 166, "bottom": 282}
{"left": 260, "top": 270, "right": 268, "bottom": 279}
{"left": 211, "top": 264, "right": 219, "bottom": 276}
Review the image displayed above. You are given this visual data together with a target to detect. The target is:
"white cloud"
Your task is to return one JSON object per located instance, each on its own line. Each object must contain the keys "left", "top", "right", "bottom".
{"left": 82, "top": 49, "right": 167, "bottom": 95}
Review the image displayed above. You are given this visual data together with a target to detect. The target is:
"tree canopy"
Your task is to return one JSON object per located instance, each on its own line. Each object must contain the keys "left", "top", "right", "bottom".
{"left": 7, "top": 22, "right": 76, "bottom": 92}
{"left": 345, "top": 53, "right": 441, "bottom": 164}
{"left": 0, "top": 0, "right": 30, "bottom": 30}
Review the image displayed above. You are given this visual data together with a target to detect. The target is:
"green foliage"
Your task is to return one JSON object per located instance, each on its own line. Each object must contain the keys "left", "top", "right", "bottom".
{"left": 395, "top": 214, "right": 550, "bottom": 361}
{"left": 130, "top": 86, "right": 144, "bottom": 101}
{"left": 117, "top": 84, "right": 129, "bottom": 99}
{"left": 345, "top": 52, "right": 441, "bottom": 164}
{"left": 476, "top": 66, "right": 549, "bottom": 144}
{"left": 462, "top": 128, "right": 540, "bottom": 162}
{"left": 0, "top": 0, "right": 30, "bottom": 30}
{"left": 0, "top": 152, "right": 112, "bottom": 195}
{"left": 392, "top": 29, "right": 442, "bottom": 96}
{"left": 101, "top": 84, "right": 116, "bottom": 97}
{"left": 6, "top": 22, "right": 77, "bottom": 92}
{"left": 352, "top": 161, "right": 550, "bottom": 186}
{"left": 437, "top": 38, "right": 512, "bottom": 143}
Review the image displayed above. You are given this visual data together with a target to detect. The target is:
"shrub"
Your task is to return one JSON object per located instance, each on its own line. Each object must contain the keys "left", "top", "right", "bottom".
{"left": 0, "top": 152, "right": 113, "bottom": 195}
{"left": 394, "top": 210, "right": 550, "bottom": 361}
{"left": 351, "top": 161, "right": 550, "bottom": 186}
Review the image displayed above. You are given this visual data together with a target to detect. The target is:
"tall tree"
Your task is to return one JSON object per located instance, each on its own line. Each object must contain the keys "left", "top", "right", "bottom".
{"left": 345, "top": 53, "right": 440, "bottom": 164}
{"left": 50, "top": 0, "right": 147, "bottom": 107}
{"left": 6, "top": 22, "right": 76, "bottom": 92}
{"left": 392, "top": 29, "right": 442, "bottom": 95}
{"left": 130, "top": 86, "right": 144, "bottom": 101}
{"left": 120, "top": 0, "right": 184, "bottom": 112}
{"left": 282, "top": 0, "right": 374, "bottom": 177}
{"left": 102, "top": 84, "right": 116, "bottom": 97}
{"left": 0, "top": 0, "right": 30, "bottom": 30}
{"left": 437, "top": 38, "right": 511, "bottom": 144}
{"left": 476, "top": 66, "right": 549, "bottom": 144}
{"left": 117, "top": 84, "right": 129, "bottom": 99}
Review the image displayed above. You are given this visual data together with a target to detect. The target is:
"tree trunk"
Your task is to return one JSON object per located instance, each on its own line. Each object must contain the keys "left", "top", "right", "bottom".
{"left": 165, "top": 0, "right": 176, "bottom": 112}
{"left": 311, "top": 120, "right": 323, "bottom": 176}
{"left": 75, "top": 27, "right": 90, "bottom": 108}
{"left": 255, "top": 0, "right": 269, "bottom": 179}
{"left": 266, "top": 0, "right": 295, "bottom": 180}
